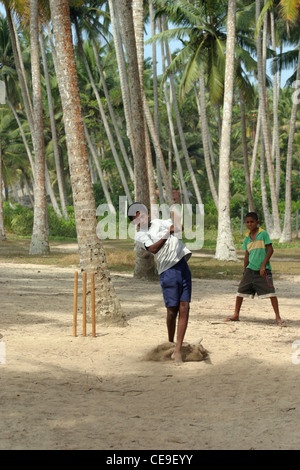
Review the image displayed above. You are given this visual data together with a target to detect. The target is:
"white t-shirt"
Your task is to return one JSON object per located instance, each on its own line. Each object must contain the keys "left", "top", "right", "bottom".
{"left": 135, "top": 218, "right": 192, "bottom": 275}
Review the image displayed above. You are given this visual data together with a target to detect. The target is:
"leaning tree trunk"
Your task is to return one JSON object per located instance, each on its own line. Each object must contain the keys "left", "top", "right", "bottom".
{"left": 163, "top": 21, "right": 203, "bottom": 207}
{"left": 256, "top": 0, "right": 281, "bottom": 238}
{"left": 160, "top": 35, "right": 191, "bottom": 205}
{"left": 215, "top": 0, "right": 238, "bottom": 261}
{"left": 150, "top": 5, "right": 165, "bottom": 204}
{"left": 250, "top": 104, "right": 261, "bottom": 188}
{"left": 260, "top": 138, "right": 274, "bottom": 233}
{"left": 91, "top": 40, "right": 134, "bottom": 182}
{"left": 270, "top": 11, "right": 281, "bottom": 201}
{"left": 118, "top": 0, "right": 158, "bottom": 280}
{"left": 40, "top": 33, "right": 68, "bottom": 220}
{"left": 49, "top": 0, "right": 125, "bottom": 324}
{"left": 0, "top": 141, "right": 6, "bottom": 241}
{"left": 133, "top": 0, "right": 157, "bottom": 206}
{"left": 280, "top": 45, "right": 300, "bottom": 243}
{"left": 74, "top": 21, "right": 132, "bottom": 205}
{"left": 29, "top": 0, "right": 49, "bottom": 255}
{"left": 108, "top": 0, "right": 135, "bottom": 160}
{"left": 6, "top": 6, "right": 61, "bottom": 220}
{"left": 239, "top": 89, "right": 254, "bottom": 212}
{"left": 197, "top": 74, "right": 218, "bottom": 208}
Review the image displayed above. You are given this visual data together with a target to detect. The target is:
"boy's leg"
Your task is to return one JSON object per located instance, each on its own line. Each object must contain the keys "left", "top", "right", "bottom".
{"left": 270, "top": 296, "right": 286, "bottom": 326}
{"left": 225, "top": 295, "right": 243, "bottom": 321}
{"left": 166, "top": 306, "right": 179, "bottom": 343}
{"left": 173, "top": 301, "right": 190, "bottom": 364}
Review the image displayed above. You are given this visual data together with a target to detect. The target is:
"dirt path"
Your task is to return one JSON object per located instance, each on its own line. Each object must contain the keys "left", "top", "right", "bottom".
{"left": 0, "top": 261, "right": 300, "bottom": 450}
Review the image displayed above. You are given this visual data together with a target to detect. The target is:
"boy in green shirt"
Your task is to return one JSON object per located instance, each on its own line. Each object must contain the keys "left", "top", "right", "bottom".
{"left": 225, "top": 212, "right": 286, "bottom": 326}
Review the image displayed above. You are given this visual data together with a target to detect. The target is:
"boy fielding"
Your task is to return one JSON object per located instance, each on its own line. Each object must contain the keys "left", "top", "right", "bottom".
{"left": 225, "top": 212, "right": 286, "bottom": 327}
{"left": 128, "top": 203, "right": 192, "bottom": 364}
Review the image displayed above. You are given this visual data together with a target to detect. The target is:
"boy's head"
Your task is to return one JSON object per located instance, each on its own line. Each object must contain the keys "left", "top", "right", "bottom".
{"left": 245, "top": 212, "right": 258, "bottom": 221}
{"left": 127, "top": 202, "right": 149, "bottom": 229}
{"left": 245, "top": 212, "right": 259, "bottom": 232}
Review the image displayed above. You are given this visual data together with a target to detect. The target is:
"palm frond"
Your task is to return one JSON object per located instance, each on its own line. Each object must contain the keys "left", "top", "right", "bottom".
{"left": 279, "top": 0, "right": 300, "bottom": 22}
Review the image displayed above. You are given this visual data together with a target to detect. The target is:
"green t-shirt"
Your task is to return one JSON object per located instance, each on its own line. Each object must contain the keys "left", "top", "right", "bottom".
{"left": 242, "top": 227, "right": 272, "bottom": 271}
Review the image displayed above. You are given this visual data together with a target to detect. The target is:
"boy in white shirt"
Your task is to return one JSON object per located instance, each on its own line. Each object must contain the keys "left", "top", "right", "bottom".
{"left": 128, "top": 202, "right": 192, "bottom": 364}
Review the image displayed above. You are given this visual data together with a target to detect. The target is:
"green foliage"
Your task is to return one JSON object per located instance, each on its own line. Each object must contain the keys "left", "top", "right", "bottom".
{"left": 3, "top": 203, "right": 77, "bottom": 239}
{"left": 47, "top": 207, "right": 77, "bottom": 238}
{"left": 10, "top": 207, "right": 34, "bottom": 236}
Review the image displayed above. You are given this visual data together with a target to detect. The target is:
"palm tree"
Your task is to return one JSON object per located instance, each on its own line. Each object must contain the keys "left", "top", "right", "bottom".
{"left": 215, "top": 0, "right": 238, "bottom": 261}
{"left": 3, "top": 1, "right": 63, "bottom": 222}
{"left": 40, "top": 32, "right": 69, "bottom": 220}
{"left": 279, "top": 0, "right": 300, "bottom": 242}
{"left": 162, "top": 19, "right": 203, "bottom": 207}
{"left": 29, "top": 0, "right": 49, "bottom": 255}
{"left": 0, "top": 139, "right": 6, "bottom": 241}
{"left": 48, "top": 0, "right": 125, "bottom": 323}
{"left": 116, "top": 0, "right": 158, "bottom": 279}
{"left": 256, "top": 0, "right": 281, "bottom": 238}
{"left": 74, "top": 19, "right": 133, "bottom": 204}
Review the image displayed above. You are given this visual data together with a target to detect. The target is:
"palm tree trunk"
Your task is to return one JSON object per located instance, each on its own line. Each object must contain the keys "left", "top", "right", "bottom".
{"left": 160, "top": 36, "right": 190, "bottom": 205}
{"left": 132, "top": 0, "right": 157, "bottom": 206}
{"left": 0, "top": 141, "right": 6, "bottom": 241}
{"left": 197, "top": 75, "right": 218, "bottom": 208}
{"left": 270, "top": 11, "right": 281, "bottom": 201}
{"left": 117, "top": 0, "right": 149, "bottom": 205}
{"left": 256, "top": 0, "right": 281, "bottom": 238}
{"left": 215, "top": 0, "right": 238, "bottom": 261}
{"left": 6, "top": 7, "right": 61, "bottom": 220}
{"left": 280, "top": 45, "right": 300, "bottom": 242}
{"left": 5, "top": 77, "right": 35, "bottom": 175}
{"left": 110, "top": 0, "right": 173, "bottom": 206}
{"left": 83, "top": 120, "right": 115, "bottom": 212}
{"left": 29, "top": 0, "right": 49, "bottom": 255}
{"left": 163, "top": 23, "right": 203, "bottom": 206}
{"left": 150, "top": 5, "right": 165, "bottom": 204}
{"left": 108, "top": 0, "right": 135, "bottom": 160}
{"left": 142, "top": 95, "right": 174, "bottom": 205}
{"left": 117, "top": 0, "right": 157, "bottom": 280}
{"left": 239, "top": 89, "right": 254, "bottom": 211}
{"left": 250, "top": 104, "right": 261, "bottom": 188}
{"left": 91, "top": 41, "right": 134, "bottom": 181}
{"left": 5, "top": 5, "right": 34, "bottom": 133}
{"left": 49, "top": 0, "right": 125, "bottom": 324}
{"left": 260, "top": 139, "right": 273, "bottom": 233}
{"left": 40, "top": 32, "right": 69, "bottom": 220}
{"left": 75, "top": 22, "right": 133, "bottom": 205}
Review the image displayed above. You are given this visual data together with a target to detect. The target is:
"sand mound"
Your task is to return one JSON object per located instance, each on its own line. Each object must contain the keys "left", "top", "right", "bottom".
{"left": 143, "top": 340, "right": 209, "bottom": 362}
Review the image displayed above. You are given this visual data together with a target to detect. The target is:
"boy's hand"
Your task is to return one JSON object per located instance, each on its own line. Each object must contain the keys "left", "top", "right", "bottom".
{"left": 169, "top": 224, "right": 174, "bottom": 234}
{"left": 260, "top": 266, "right": 266, "bottom": 277}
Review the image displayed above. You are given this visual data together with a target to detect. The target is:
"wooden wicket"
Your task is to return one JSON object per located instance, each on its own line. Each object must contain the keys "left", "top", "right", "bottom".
{"left": 73, "top": 271, "right": 96, "bottom": 337}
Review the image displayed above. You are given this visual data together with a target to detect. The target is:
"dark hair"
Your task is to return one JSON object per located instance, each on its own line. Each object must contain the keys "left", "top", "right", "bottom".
{"left": 245, "top": 212, "right": 259, "bottom": 221}
{"left": 127, "top": 202, "right": 148, "bottom": 221}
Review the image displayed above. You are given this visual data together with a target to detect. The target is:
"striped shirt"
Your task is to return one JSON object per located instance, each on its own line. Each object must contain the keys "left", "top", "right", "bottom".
{"left": 242, "top": 227, "right": 272, "bottom": 271}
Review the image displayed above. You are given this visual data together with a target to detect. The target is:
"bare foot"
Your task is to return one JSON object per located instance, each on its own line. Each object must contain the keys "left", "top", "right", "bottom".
{"left": 173, "top": 351, "right": 183, "bottom": 365}
{"left": 224, "top": 316, "right": 239, "bottom": 322}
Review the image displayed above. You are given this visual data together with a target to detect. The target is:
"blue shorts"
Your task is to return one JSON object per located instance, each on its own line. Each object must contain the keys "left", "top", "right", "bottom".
{"left": 159, "top": 258, "right": 192, "bottom": 307}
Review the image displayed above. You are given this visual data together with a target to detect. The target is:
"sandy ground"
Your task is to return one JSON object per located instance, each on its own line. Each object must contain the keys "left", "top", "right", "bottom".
{"left": 0, "top": 259, "right": 300, "bottom": 451}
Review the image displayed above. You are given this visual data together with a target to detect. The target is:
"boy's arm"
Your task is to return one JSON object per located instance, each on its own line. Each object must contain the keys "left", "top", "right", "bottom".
{"left": 146, "top": 227, "right": 174, "bottom": 255}
{"left": 244, "top": 251, "right": 249, "bottom": 272}
{"left": 260, "top": 243, "right": 273, "bottom": 276}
